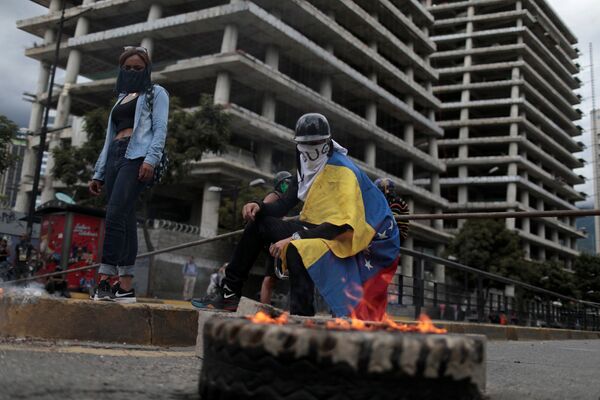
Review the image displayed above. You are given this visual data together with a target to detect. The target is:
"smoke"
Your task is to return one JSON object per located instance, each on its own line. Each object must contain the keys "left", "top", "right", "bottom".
{"left": 0, "top": 281, "right": 47, "bottom": 300}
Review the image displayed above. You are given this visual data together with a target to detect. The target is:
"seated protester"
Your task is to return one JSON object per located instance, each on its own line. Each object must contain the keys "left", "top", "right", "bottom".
{"left": 374, "top": 178, "right": 410, "bottom": 242}
{"left": 260, "top": 171, "right": 295, "bottom": 305}
{"left": 193, "top": 114, "right": 400, "bottom": 321}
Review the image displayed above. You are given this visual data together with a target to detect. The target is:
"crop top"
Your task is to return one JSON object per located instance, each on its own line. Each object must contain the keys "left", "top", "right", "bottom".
{"left": 111, "top": 96, "right": 137, "bottom": 133}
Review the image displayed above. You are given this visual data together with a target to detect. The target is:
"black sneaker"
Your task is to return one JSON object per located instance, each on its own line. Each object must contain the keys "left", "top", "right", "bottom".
{"left": 92, "top": 280, "right": 113, "bottom": 301}
{"left": 191, "top": 285, "right": 239, "bottom": 311}
{"left": 113, "top": 284, "right": 136, "bottom": 304}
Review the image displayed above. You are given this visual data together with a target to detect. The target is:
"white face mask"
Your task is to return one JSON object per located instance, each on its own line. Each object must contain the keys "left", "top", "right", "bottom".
{"left": 297, "top": 142, "right": 331, "bottom": 171}
{"left": 296, "top": 140, "right": 348, "bottom": 201}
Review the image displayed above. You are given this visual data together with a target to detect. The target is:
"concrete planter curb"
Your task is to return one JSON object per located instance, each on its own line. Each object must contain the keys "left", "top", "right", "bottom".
{"left": 0, "top": 294, "right": 198, "bottom": 346}
{"left": 438, "top": 321, "right": 600, "bottom": 341}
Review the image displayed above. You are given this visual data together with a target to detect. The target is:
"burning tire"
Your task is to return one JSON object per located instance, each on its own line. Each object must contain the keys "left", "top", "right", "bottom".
{"left": 199, "top": 316, "right": 485, "bottom": 400}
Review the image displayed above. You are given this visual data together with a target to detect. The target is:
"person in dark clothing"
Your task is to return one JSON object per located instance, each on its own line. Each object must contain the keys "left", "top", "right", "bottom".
{"left": 14, "top": 234, "right": 33, "bottom": 281}
{"left": 260, "top": 171, "right": 294, "bottom": 305}
{"left": 374, "top": 178, "right": 410, "bottom": 242}
{"left": 89, "top": 46, "right": 169, "bottom": 303}
{"left": 192, "top": 115, "right": 352, "bottom": 315}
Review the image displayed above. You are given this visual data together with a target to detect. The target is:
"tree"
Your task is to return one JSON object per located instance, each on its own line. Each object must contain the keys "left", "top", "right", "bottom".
{"left": 52, "top": 107, "right": 108, "bottom": 206}
{"left": 447, "top": 219, "right": 525, "bottom": 280}
{"left": 218, "top": 186, "right": 270, "bottom": 232}
{"left": 0, "top": 115, "right": 20, "bottom": 175}
{"left": 574, "top": 254, "right": 600, "bottom": 303}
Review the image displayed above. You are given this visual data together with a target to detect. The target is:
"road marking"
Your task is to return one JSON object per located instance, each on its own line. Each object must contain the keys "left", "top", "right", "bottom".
{"left": 0, "top": 344, "right": 197, "bottom": 358}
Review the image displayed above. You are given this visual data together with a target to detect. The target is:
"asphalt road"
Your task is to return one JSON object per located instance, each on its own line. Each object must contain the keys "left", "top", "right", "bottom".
{"left": 1, "top": 337, "right": 599, "bottom": 399}
{"left": 486, "top": 340, "right": 600, "bottom": 400}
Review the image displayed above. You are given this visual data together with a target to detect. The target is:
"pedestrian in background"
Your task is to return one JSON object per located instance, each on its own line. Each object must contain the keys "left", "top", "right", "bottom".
{"left": 0, "top": 237, "right": 10, "bottom": 266}
{"left": 206, "top": 263, "right": 227, "bottom": 297}
{"left": 182, "top": 256, "right": 198, "bottom": 301}
{"left": 89, "top": 46, "right": 169, "bottom": 303}
{"left": 14, "top": 234, "right": 33, "bottom": 281}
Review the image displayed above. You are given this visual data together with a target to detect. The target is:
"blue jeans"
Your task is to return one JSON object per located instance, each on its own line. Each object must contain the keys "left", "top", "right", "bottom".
{"left": 98, "top": 137, "right": 146, "bottom": 277}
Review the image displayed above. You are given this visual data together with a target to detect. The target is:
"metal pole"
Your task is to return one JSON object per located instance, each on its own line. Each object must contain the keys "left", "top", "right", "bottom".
{"left": 26, "top": 1, "right": 67, "bottom": 236}
{"left": 232, "top": 189, "right": 238, "bottom": 229}
{"left": 395, "top": 209, "right": 600, "bottom": 221}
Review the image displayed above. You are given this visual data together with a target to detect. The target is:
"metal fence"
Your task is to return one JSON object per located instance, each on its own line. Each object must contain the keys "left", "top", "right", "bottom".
{"left": 392, "top": 248, "right": 600, "bottom": 331}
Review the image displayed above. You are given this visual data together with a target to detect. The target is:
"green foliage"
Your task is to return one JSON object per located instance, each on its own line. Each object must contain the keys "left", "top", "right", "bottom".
{"left": 535, "top": 260, "right": 578, "bottom": 298}
{"left": 52, "top": 108, "right": 108, "bottom": 188}
{"left": 447, "top": 219, "right": 524, "bottom": 280}
{"left": 218, "top": 186, "right": 271, "bottom": 232}
{"left": 162, "top": 95, "right": 230, "bottom": 184}
{"left": 446, "top": 219, "right": 595, "bottom": 301}
{"left": 574, "top": 254, "right": 600, "bottom": 302}
{"left": 0, "top": 115, "right": 20, "bottom": 175}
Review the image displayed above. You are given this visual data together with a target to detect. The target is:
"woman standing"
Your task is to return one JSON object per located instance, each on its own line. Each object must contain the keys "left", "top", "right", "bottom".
{"left": 89, "top": 47, "right": 169, "bottom": 303}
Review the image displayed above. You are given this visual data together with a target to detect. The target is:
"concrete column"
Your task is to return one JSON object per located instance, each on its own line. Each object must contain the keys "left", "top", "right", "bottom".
{"left": 213, "top": 17, "right": 239, "bottom": 106}
{"left": 551, "top": 229, "right": 559, "bottom": 244}
{"left": 537, "top": 198, "right": 546, "bottom": 261}
{"left": 261, "top": 44, "right": 279, "bottom": 120}
{"left": 262, "top": 93, "right": 276, "bottom": 121}
{"left": 141, "top": 4, "right": 163, "bottom": 57}
{"left": 403, "top": 124, "right": 414, "bottom": 184}
{"left": 505, "top": 64, "right": 521, "bottom": 229}
{"left": 265, "top": 45, "right": 279, "bottom": 70}
{"left": 434, "top": 244, "right": 445, "bottom": 283}
{"left": 256, "top": 43, "right": 279, "bottom": 173}
{"left": 320, "top": 42, "right": 334, "bottom": 100}
{"left": 365, "top": 98, "right": 377, "bottom": 167}
{"left": 42, "top": 6, "right": 93, "bottom": 203}
{"left": 221, "top": 24, "right": 239, "bottom": 53}
{"left": 214, "top": 72, "right": 232, "bottom": 105}
{"left": 365, "top": 142, "right": 376, "bottom": 168}
{"left": 14, "top": 24, "right": 58, "bottom": 211}
{"left": 520, "top": 172, "right": 530, "bottom": 234}
{"left": 319, "top": 77, "right": 333, "bottom": 100}
{"left": 49, "top": 0, "right": 63, "bottom": 12}
{"left": 257, "top": 144, "right": 273, "bottom": 172}
{"left": 200, "top": 183, "right": 221, "bottom": 238}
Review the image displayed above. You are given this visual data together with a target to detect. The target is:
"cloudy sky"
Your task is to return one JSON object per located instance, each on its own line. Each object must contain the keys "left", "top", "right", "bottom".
{"left": 1, "top": 0, "right": 599, "bottom": 202}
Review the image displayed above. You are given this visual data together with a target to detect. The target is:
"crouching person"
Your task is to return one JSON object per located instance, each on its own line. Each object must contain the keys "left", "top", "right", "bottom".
{"left": 193, "top": 114, "right": 400, "bottom": 321}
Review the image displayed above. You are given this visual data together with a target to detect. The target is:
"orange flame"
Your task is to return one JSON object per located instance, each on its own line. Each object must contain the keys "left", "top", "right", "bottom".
{"left": 247, "top": 311, "right": 289, "bottom": 325}
{"left": 383, "top": 314, "right": 447, "bottom": 334}
{"left": 246, "top": 311, "right": 446, "bottom": 334}
{"left": 326, "top": 317, "right": 371, "bottom": 331}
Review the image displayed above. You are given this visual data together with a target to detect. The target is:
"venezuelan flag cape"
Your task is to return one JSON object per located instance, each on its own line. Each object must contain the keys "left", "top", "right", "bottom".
{"left": 287, "top": 150, "right": 400, "bottom": 321}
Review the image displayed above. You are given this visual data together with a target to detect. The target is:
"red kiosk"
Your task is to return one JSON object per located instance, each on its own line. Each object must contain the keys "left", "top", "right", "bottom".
{"left": 35, "top": 200, "right": 105, "bottom": 292}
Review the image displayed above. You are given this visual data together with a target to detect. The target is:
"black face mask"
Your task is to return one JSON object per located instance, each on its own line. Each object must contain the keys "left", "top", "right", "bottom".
{"left": 115, "top": 66, "right": 151, "bottom": 93}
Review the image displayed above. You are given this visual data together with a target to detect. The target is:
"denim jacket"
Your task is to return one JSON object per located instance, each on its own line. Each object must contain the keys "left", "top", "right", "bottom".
{"left": 92, "top": 84, "right": 169, "bottom": 181}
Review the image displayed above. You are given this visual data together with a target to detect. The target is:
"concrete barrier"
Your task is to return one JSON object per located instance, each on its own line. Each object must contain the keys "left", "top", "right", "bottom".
{"left": 438, "top": 321, "right": 600, "bottom": 341}
{"left": 2, "top": 294, "right": 599, "bottom": 348}
{"left": 0, "top": 294, "right": 198, "bottom": 346}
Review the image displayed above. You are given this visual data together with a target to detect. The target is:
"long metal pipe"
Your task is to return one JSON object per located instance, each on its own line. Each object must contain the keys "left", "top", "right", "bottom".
{"left": 395, "top": 209, "right": 600, "bottom": 221}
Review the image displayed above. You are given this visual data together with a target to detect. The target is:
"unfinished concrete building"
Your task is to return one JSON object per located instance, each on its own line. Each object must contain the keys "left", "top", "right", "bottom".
{"left": 16, "top": 0, "right": 449, "bottom": 280}
{"left": 427, "top": 0, "right": 585, "bottom": 267}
